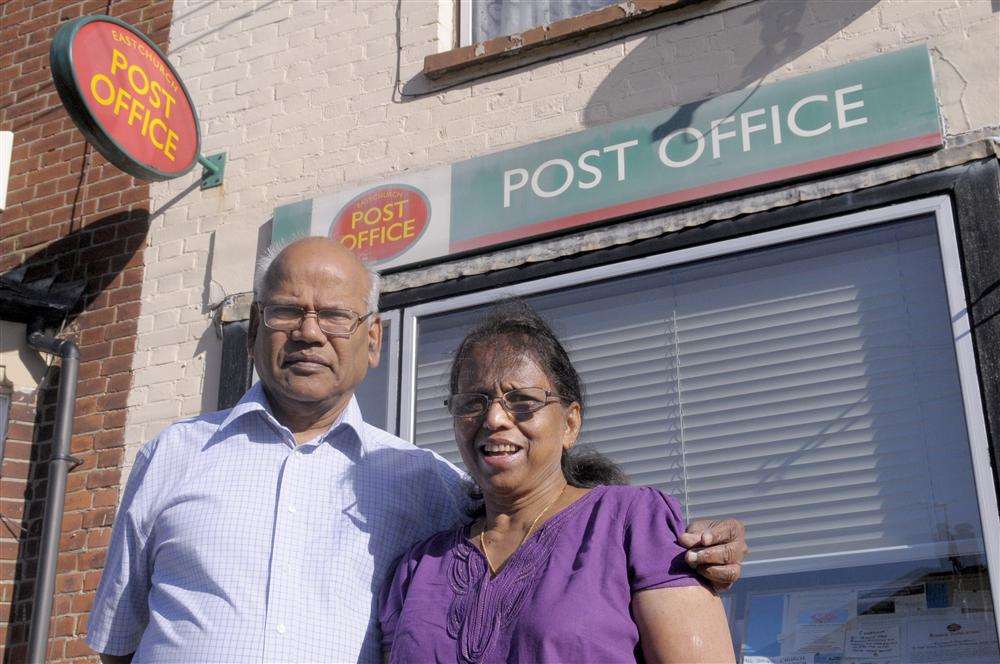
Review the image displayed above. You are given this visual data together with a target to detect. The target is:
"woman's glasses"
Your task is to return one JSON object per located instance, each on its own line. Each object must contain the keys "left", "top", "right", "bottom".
{"left": 446, "top": 387, "right": 567, "bottom": 418}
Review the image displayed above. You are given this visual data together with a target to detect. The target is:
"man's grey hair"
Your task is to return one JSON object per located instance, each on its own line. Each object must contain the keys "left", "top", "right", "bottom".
{"left": 252, "top": 237, "right": 382, "bottom": 313}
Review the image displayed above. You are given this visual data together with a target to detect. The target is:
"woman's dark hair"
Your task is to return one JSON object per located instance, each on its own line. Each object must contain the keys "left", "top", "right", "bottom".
{"left": 450, "top": 299, "right": 628, "bottom": 500}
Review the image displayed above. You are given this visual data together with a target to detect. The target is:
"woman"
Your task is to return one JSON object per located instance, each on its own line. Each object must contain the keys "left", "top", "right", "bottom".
{"left": 379, "top": 301, "right": 735, "bottom": 663}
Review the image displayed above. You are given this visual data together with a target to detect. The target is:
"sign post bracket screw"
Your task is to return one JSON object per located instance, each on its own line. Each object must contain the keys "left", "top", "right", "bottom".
{"left": 199, "top": 153, "right": 226, "bottom": 189}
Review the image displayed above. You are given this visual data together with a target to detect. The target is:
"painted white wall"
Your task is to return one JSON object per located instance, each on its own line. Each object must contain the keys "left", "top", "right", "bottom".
{"left": 125, "top": 0, "right": 999, "bottom": 465}
{"left": 0, "top": 321, "right": 49, "bottom": 391}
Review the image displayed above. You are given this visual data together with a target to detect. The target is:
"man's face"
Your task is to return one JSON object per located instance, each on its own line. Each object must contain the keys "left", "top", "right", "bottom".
{"left": 248, "top": 241, "right": 381, "bottom": 418}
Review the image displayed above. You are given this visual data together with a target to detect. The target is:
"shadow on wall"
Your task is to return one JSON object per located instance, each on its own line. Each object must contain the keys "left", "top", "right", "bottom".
{"left": 1, "top": 209, "right": 150, "bottom": 660}
{"left": 580, "top": 0, "right": 879, "bottom": 138}
{"left": 195, "top": 230, "right": 223, "bottom": 415}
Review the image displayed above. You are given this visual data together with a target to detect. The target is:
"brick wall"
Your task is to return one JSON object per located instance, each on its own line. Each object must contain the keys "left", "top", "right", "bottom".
{"left": 0, "top": 0, "right": 173, "bottom": 660}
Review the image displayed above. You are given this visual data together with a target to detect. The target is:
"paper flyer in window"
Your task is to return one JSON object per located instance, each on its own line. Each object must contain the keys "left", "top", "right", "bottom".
{"left": 843, "top": 624, "right": 900, "bottom": 660}
{"left": 788, "top": 589, "right": 857, "bottom": 653}
{"left": 903, "top": 615, "right": 1000, "bottom": 663}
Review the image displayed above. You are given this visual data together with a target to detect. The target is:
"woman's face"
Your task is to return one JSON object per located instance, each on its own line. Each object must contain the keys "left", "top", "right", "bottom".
{"left": 452, "top": 343, "right": 581, "bottom": 499}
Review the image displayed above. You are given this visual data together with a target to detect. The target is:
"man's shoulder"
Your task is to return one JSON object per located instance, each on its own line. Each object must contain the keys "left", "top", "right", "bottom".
{"left": 356, "top": 422, "right": 469, "bottom": 488}
{"left": 357, "top": 423, "right": 462, "bottom": 471}
{"left": 139, "top": 408, "right": 232, "bottom": 460}
{"left": 357, "top": 422, "right": 422, "bottom": 453}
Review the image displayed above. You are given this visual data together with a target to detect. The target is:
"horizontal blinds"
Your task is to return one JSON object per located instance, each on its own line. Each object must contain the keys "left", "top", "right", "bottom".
{"left": 412, "top": 217, "right": 983, "bottom": 570}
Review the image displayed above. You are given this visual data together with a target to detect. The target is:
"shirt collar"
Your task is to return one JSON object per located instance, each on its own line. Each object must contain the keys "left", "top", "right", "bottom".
{"left": 216, "top": 382, "right": 368, "bottom": 453}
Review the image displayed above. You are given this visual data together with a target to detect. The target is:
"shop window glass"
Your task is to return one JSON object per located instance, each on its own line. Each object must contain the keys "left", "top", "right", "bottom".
{"left": 410, "top": 215, "right": 999, "bottom": 661}
{"left": 355, "top": 315, "right": 397, "bottom": 434}
{"left": 467, "top": 0, "right": 620, "bottom": 44}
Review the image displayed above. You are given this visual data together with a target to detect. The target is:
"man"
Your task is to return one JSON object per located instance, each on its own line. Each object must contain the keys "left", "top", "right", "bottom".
{"left": 87, "top": 237, "right": 747, "bottom": 662}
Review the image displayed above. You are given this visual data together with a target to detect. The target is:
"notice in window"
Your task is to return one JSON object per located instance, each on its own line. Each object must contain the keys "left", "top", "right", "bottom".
{"left": 789, "top": 589, "right": 856, "bottom": 653}
{"left": 744, "top": 655, "right": 818, "bottom": 664}
{"left": 904, "top": 616, "right": 999, "bottom": 663}
{"left": 844, "top": 625, "right": 900, "bottom": 659}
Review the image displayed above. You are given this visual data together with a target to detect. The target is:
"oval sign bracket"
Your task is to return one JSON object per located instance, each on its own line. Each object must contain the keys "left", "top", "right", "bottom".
{"left": 199, "top": 153, "right": 226, "bottom": 190}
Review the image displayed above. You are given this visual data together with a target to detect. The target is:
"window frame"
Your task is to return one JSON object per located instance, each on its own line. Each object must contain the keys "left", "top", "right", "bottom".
{"left": 395, "top": 195, "right": 1000, "bottom": 626}
{"left": 427, "top": 0, "right": 697, "bottom": 81}
{"left": 379, "top": 309, "right": 402, "bottom": 435}
{"left": 327, "top": 308, "right": 402, "bottom": 435}
{"left": 458, "top": 0, "right": 472, "bottom": 47}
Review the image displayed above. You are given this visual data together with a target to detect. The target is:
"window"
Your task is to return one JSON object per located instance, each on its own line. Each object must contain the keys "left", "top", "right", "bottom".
{"left": 460, "top": 0, "right": 622, "bottom": 45}
{"left": 355, "top": 312, "right": 400, "bottom": 434}
{"left": 398, "top": 198, "right": 1000, "bottom": 661}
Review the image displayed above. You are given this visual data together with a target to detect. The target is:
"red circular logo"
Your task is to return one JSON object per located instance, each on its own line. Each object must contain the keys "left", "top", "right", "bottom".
{"left": 331, "top": 186, "right": 430, "bottom": 264}
{"left": 68, "top": 19, "right": 198, "bottom": 177}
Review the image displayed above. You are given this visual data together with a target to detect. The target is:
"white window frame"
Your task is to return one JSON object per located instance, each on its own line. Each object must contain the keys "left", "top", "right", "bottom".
{"left": 379, "top": 308, "right": 402, "bottom": 435}
{"left": 458, "top": 0, "right": 473, "bottom": 46}
{"left": 397, "top": 196, "right": 1000, "bottom": 629}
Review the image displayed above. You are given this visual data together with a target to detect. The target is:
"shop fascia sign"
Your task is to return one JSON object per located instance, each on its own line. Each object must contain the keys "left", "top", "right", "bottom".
{"left": 273, "top": 45, "right": 941, "bottom": 269}
{"left": 50, "top": 15, "right": 224, "bottom": 188}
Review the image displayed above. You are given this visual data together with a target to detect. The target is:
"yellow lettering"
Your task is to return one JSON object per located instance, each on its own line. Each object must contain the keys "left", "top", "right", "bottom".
{"left": 113, "top": 87, "right": 132, "bottom": 117}
{"left": 127, "top": 64, "right": 150, "bottom": 95}
{"left": 381, "top": 203, "right": 396, "bottom": 223}
{"left": 339, "top": 198, "right": 421, "bottom": 254}
{"left": 163, "top": 129, "right": 178, "bottom": 161}
{"left": 386, "top": 222, "right": 402, "bottom": 242}
{"left": 90, "top": 74, "right": 115, "bottom": 105}
{"left": 110, "top": 49, "right": 128, "bottom": 76}
{"left": 126, "top": 97, "right": 145, "bottom": 127}
{"left": 149, "top": 118, "right": 168, "bottom": 149}
{"left": 148, "top": 81, "right": 163, "bottom": 109}
{"left": 162, "top": 90, "right": 176, "bottom": 119}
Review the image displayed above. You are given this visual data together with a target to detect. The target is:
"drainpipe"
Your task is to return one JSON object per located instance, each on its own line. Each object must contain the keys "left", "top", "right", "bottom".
{"left": 26, "top": 322, "right": 81, "bottom": 664}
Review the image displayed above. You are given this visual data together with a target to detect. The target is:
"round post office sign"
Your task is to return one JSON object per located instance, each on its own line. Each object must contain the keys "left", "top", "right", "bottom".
{"left": 50, "top": 15, "right": 200, "bottom": 181}
{"left": 331, "top": 185, "right": 431, "bottom": 264}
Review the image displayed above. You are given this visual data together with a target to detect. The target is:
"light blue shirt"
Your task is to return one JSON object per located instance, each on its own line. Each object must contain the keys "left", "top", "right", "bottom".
{"left": 86, "top": 383, "right": 470, "bottom": 663}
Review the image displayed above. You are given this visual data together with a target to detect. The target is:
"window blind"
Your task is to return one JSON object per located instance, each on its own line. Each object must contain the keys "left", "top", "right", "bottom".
{"left": 411, "top": 217, "right": 985, "bottom": 573}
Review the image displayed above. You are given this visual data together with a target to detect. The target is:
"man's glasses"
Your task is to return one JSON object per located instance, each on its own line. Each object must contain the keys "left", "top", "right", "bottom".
{"left": 445, "top": 387, "right": 568, "bottom": 418}
{"left": 259, "top": 303, "right": 373, "bottom": 338}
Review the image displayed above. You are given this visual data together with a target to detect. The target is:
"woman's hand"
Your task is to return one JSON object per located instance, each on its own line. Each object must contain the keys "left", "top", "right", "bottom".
{"left": 633, "top": 584, "right": 735, "bottom": 663}
{"left": 677, "top": 518, "right": 748, "bottom": 592}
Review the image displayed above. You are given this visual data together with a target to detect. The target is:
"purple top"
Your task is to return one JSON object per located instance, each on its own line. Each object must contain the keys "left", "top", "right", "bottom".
{"left": 379, "top": 485, "right": 702, "bottom": 664}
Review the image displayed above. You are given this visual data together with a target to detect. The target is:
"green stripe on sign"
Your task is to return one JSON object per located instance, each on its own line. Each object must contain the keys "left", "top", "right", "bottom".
{"left": 271, "top": 199, "right": 313, "bottom": 246}
{"left": 449, "top": 45, "right": 941, "bottom": 251}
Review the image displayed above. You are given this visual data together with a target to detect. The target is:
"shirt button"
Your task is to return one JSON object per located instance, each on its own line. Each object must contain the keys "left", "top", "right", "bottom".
{"left": 276, "top": 623, "right": 286, "bottom": 634}
{"left": 294, "top": 447, "right": 305, "bottom": 456}
{"left": 288, "top": 505, "right": 297, "bottom": 514}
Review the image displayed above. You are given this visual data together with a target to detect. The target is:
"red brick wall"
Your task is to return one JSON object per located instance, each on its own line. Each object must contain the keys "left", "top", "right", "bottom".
{"left": 0, "top": 1, "right": 173, "bottom": 660}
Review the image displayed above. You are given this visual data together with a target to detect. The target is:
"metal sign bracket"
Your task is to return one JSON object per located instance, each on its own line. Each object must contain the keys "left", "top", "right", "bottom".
{"left": 199, "top": 152, "right": 226, "bottom": 189}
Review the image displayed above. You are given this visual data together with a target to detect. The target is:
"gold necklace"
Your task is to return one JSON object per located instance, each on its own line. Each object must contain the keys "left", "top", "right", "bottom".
{"left": 479, "top": 484, "right": 567, "bottom": 575}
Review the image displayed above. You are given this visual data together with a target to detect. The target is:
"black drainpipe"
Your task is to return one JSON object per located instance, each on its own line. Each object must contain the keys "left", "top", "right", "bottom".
{"left": 25, "top": 322, "right": 81, "bottom": 664}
